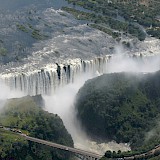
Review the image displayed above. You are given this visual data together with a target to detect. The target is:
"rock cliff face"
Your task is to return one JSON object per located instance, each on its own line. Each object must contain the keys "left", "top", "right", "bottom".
{"left": 0, "top": 95, "right": 73, "bottom": 160}
{"left": 75, "top": 71, "right": 160, "bottom": 149}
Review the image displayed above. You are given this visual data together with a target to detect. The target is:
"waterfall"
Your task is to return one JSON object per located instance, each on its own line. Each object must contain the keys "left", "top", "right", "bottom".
{"left": 0, "top": 51, "right": 159, "bottom": 154}
{"left": 1, "top": 51, "right": 159, "bottom": 96}
{"left": 0, "top": 56, "right": 110, "bottom": 95}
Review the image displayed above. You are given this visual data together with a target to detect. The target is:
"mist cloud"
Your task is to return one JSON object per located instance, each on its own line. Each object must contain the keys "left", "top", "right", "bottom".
{"left": 43, "top": 42, "right": 160, "bottom": 154}
{"left": 145, "top": 120, "right": 160, "bottom": 142}
{"left": 0, "top": 41, "right": 159, "bottom": 154}
{"left": 107, "top": 44, "right": 160, "bottom": 73}
{"left": 0, "top": 81, "right": 25, "bottom": 111}
{"left": 43, "top": 67, "right": 131, "bottom": 154}
{"left": 43, "top": 72, "right": 93, "bottom": 144}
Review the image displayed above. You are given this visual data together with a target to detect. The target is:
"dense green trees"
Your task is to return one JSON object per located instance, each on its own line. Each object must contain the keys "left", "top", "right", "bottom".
{"left": 75, "top": 71, "right": 160, "bottom": 150}
{"left": 0, "top": 95, "right": 73, "bottom": 160}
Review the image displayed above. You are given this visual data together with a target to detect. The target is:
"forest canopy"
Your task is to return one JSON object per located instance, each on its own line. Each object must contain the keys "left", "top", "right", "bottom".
{"left": 0, "top": 95, "right": 73, "bottom": 160}
{"left": 75, "top": 71, "right": 160, "bottom": 151}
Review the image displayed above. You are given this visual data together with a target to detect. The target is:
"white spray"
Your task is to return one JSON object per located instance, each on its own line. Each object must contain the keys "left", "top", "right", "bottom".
{"left": 0, "top": 81, "right": 25, "bottom": 111}
{"left": 44, "top": 67, "right": 131, "bottom": 154}
{"left": 44, "top": 43, "right": 160, "bottom": 154}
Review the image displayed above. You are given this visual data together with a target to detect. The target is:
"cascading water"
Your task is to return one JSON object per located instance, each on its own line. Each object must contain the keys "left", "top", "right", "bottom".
{"left": 0, "top": 56, "right": 110, "bottom": 95}
{"left": 1, "top": 55, "right": 128, "bottom": 155}
{"left": 1, "top": 0, "right": 160, "bottom": 155}
{"left": 1, "top": 51, "right": 159, "bottom": 96}
{"left": 1, "top": 52, "right": 160, "bottom": 155}
{"left": 1, "top": 48, "right": 160, "bottom": 156}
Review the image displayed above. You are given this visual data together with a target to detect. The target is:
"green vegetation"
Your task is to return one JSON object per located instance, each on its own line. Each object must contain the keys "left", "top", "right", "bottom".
{"left": 62, "top": 6, "right": 126, "bottom": 39}
{"left": 147, "top": 27, "right": 160, "bottom": 39}
{"left": 101, "top": 146, "right": 160, "bottom": 159}
{"left": 90, "top": 24, "right": 121, "bottom": 38}
{"left": 16, "top": 23, "right": 49, "bottom": 40}
{"left": 75, "top": 71, "right": 160, "bottom": 155}
{"left": 149, "top": 155, "right": 160, "bottom": 160}
{"left": 16, "top": 24, "right": 29, "bottom": 33}
{"left": 0, "top": 40, "right": 7, "bottom": 56}
{"left": 65, "top": 0, "right": 160, "bottom": 40}
{"left": 101, "top": 147, "right": 160, "bottom": 160}
{"left": 31, "top": 30, "right": 49, "bottom": 40}
{"left": 0, "top": 47, "right": 7, "bottom": 56}
{"left": 0, "top": 129, "right": 28, "bottom": 159}
{"left": 0, "top": 95, "right": 73, "bottom": 160}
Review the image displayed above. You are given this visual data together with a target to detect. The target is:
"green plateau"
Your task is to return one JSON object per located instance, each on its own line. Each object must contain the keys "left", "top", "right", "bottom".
{"left": 0, "top": 95, "right": 74, "bottom": 160}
